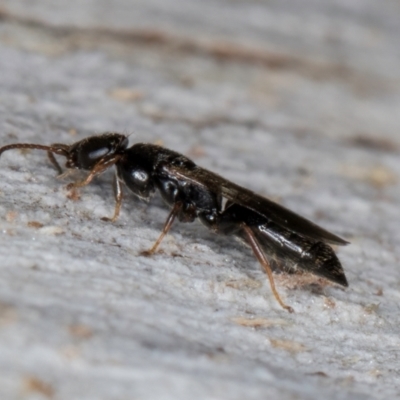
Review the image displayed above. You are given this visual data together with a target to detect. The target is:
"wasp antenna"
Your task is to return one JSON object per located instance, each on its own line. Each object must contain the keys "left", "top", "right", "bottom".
{"left": 0, "top": 143, "right": 70, "bottom": 175}
{"left": 0, "top": 143, "right": 61, "bottom": 157}
{"left": 126, "top": 132, "right": 135, "bottom": 143}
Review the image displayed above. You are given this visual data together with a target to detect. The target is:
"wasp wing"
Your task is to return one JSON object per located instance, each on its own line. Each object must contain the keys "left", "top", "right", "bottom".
{"left": 164, "top": 164, "right": 348, "bottom": 246}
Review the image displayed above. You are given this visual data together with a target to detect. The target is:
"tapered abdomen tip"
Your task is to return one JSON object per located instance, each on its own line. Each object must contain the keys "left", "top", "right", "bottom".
{"left": 308, "top": 242, "right": 348, "bottom": 287}
{"left": 334, "top": 271, "right": 348, "bottom": 287}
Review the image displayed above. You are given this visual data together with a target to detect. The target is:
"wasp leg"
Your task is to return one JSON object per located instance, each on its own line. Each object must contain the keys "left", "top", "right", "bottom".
{"left": 241, "top": 224, "right": 294, "bottom": 313}
{"left": 66, "top": 155, "right": 121, "bottom": 190}
{"left": 56, "top": 169, "right": 75, "bottom": 180}
{"left": 199, "top": 205, "right": 293, "bottom": 312}
{"left": 102, "top": 172, "right": 123, "bottom": 222}
{"left": 141, "top": 202, "right": 183, "bottom": 256}
{"left": 47, "top": 151, "right": 63, "bottom": 175}
{"left": 46, "top": 143, "right": 70, "bottom": 175}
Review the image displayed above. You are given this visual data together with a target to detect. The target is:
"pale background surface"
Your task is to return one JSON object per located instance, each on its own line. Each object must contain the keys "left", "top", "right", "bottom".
{"left": 0, "top": 1, "right": 399, "bottom": 399}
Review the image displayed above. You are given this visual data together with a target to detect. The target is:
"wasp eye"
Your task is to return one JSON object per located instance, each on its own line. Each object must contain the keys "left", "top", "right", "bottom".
{"left": 87, "top": 147, "right": 110, "bottom": 161}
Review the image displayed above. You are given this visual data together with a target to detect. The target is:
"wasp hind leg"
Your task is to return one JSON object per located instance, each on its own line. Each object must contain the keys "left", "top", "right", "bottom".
{"left": 201, "top": 204, "right": 294, "bottom": 313}
{"left": 241, "top": 224, "right": 294, "bottom": 313}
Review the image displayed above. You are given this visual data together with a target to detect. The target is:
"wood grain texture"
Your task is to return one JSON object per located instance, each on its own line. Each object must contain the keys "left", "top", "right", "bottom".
{"left": 0, "top": 1, "right": 399, "bottom": 399}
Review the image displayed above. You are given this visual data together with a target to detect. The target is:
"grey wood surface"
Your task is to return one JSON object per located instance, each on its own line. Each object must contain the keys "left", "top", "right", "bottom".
{"left": 0, "top": 1, "right": 399, "bottom": 399}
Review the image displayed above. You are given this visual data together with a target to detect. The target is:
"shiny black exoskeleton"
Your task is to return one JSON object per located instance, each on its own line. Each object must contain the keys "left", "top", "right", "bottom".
{"left": 0, "top": 133, "right": 350, "bottom": 312}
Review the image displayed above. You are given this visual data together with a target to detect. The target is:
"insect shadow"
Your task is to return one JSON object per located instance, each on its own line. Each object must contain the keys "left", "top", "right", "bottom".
{"left": 0, "top": 133, "right": 349, "bottom": 312}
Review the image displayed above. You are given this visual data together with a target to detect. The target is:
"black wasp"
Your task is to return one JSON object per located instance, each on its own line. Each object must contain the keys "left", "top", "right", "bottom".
{"left": 0, "top": 133, "right": 349, "bottom": 312}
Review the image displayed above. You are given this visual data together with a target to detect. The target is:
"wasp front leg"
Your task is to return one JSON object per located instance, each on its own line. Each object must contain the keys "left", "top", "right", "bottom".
{"left": 66, "top": 153, "right": 123, "bottom": 190}
{"left": 101, "top": 172, "right": 123, "bottom": 223}
{"left": 47, "top": 143, "right": 70, "bottom": 175}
